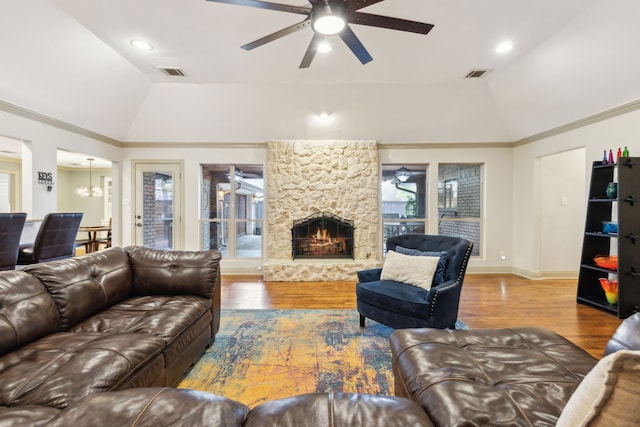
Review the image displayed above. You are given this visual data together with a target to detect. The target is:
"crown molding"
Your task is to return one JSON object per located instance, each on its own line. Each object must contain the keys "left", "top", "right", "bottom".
{"left": 124, "top": 141, "right": 268, "bottom": 149}
{"left": 514, "top": 99, "right": 640, "bottom": 147}
{"left": 377, "top": 141, "right": 512, "bottom": 149}
{"left": 0, "top": 99, "right": 122, "bottom": 147}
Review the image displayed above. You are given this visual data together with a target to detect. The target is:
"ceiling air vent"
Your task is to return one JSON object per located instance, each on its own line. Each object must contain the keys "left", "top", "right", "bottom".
{"left": 158, "top": 67, "right": 186, "bottom": 77}
{"left": 465, "top": 69, "right": 491, "bottom": 79}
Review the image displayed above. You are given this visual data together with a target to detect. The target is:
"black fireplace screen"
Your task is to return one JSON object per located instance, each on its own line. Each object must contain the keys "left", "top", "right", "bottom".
{"left": 291, "top": 212, "right": 354, "bottom": 260}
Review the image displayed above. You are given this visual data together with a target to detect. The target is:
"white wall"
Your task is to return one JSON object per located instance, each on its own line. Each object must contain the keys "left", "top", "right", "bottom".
{"left": 0, "top": 109, "right": 121, "bottom": 239}
{"left": 120, "top": 144, "right": 267, "bottom": 273}
{"left": 379, "top": 144, "right": 514, "bottom": 273}
{"left": 0, "top": 157, "right": 21, "bottom": 211}
{"left": 4, "top": 100, "right": 640, "bottom": 277}
{"left": 539, "top": 148, "right": 586, "bottom": 276}
{"left": 512, "top": 108, "right": 640, "bottom": 278}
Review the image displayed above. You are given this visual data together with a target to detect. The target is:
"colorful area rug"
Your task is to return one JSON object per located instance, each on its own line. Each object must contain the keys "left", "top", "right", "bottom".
{"left": 178, "top": 309, "right": 466, "bottom": 407}
{"left": 178, "top": 309, "right": 394, "bottom": 407}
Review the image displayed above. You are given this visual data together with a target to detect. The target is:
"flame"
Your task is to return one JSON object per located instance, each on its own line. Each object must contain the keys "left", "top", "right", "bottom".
{"left": 314, "top": 227, "right": 331, "bottom": 242}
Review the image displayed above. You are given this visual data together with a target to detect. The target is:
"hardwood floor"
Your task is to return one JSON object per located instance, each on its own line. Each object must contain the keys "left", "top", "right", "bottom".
{"left": 221, "top": 273, "right": 623, "bottom": 358}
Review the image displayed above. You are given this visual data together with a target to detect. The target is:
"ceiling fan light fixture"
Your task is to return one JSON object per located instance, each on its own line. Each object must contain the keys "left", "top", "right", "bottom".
{"left": 317, "top": 41, "right": 332, "bottom": 53}
{"left": 312, "top": 5, "right": 346, "bottom": 36}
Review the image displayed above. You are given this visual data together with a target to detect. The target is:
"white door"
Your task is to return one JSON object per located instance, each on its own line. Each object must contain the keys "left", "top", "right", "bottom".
{"left": 134, "top": 162, "right": 183, "bottom": 249}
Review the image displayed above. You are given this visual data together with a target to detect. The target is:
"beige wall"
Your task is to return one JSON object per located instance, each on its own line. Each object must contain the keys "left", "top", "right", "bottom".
{"left": 57, "top": 167, "right": 112, "bottom": 226}
{"left": 3, "top": 102, "right": 640, "bottom": 278}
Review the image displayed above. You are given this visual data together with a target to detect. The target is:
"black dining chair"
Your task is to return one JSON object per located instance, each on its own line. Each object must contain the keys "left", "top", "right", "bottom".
{"left": 0, "top": 212, "right": 27, "bottom": 270}
{"left": 17, "top": 213, "right": 83, "bottom": 265}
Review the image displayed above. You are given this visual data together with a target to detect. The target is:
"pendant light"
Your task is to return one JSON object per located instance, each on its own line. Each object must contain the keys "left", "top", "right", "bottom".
{"left": 77, "top": 158, "right": 104, "bottom": 198}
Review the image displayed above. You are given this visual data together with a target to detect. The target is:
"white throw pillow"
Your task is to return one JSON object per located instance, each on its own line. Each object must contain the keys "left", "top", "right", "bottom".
{"left": 556, "top": 349, "right": 640, "bottom": 427}
{"left": 380, "top": 250, "right": 440, "bottom": 291}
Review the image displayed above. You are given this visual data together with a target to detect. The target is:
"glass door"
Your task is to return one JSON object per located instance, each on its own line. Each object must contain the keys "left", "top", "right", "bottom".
{"left": 134, "top": 162, "right": 182, "bottom": 249}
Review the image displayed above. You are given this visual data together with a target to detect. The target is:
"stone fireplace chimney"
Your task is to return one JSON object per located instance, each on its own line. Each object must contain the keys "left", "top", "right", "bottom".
{"left": 263, "top": 140, "right": 381, "bottom": 281}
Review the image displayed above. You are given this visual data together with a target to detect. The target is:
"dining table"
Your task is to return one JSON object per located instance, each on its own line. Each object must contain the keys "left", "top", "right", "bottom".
{"left": 78, "top": 225, "right": 111, "bottom": 253}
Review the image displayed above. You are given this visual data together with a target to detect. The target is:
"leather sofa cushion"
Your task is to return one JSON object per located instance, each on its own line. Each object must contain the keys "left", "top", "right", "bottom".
{"left": 47, "top": 387, "right": 249, "bottom": 427}
{"left": 70, "top": 295, "right": 212, "bottom": 365}
{"left": 245, "top": 392, "right": 434, "bottom": 427}
{"left": 126, "top": 246, "right": 221, "bottom": 299}
{"left": 24, "top": 248, "right": 133, "bottom": 331}
{"left": 0, "top": 332, "right": 165, "bottom": 409}
{"left": 391, "top": 327, "right": 598, "bottom": 426}
{"left": 0, "top": 405, "right": 61, "bottom": 427}
{"left": 0, "top": 271, "right": 60, "bottom": 356}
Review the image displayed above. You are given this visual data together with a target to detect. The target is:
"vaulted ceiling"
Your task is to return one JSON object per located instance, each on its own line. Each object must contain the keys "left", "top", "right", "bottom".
{"left": 1, "top": 0, "right": 639, "bottom": 144}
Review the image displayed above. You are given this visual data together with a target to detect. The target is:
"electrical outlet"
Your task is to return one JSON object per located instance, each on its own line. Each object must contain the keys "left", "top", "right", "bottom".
{"left": 500, "top": 251, "right": 507, "bottom": 261}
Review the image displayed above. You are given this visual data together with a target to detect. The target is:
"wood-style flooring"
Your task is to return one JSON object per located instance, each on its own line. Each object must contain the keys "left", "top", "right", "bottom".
{"left": 221, "top": 274, "right": 623, "bottom": 358}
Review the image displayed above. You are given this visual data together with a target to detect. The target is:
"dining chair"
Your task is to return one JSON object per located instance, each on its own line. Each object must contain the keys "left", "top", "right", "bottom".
{"left": 0, "top": 212, "right": 27, "bottom": 270}
{"left": 96, "top": 218, "right": 112, "bottom": 249}
{"left": 17, "top": 213, "right": 83, "bottom": 265}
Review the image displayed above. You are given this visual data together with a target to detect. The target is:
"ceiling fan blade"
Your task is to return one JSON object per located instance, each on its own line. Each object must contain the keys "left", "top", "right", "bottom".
{"left": 299, "top": 33, "right": 324, "bottom": 68}
{"left": 242, "top": 18, "right": 311, "bottom": 50}
{"left": 348, "top": 11, "right": 434, "bottom": 34}
{"left": 345, "top": 0, "right": 385, "bottom": 11}
{"left": 339, "top": 25, "right": 373, "bottom": 65}
{"left": 206, "top": 0, "right": 310, "bottom": 15}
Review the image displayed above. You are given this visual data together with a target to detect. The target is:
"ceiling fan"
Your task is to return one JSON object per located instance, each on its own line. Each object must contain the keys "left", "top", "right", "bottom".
{"left": 205, "top": 0, "right": 434, "bottom": 68}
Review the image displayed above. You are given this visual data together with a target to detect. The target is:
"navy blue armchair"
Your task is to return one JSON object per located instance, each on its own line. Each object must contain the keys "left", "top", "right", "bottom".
{"left": 356, "top": 234, "right": 473, "bottom": 329}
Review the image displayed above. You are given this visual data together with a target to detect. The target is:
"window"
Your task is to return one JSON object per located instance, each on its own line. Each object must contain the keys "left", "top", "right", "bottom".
{"left": 201, "top": 165, "right": 264, "bottom": 258}
{"left": 438, "top": 164, "right": 482, "bottom": 256}
{"left": 381, "top": 164, "right": 428, "bottom": 251}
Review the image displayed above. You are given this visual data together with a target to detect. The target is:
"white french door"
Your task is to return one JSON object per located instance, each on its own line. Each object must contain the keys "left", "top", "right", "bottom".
{"left": 133, "top": 162, "right": 183, "bottom": 249}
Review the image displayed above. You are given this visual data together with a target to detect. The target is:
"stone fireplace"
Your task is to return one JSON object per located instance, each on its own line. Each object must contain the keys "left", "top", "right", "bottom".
{"left": 292, "top": 212, "right": 354, "bottom": 260}
{"left": 263, "top": 140, "right": 381, "bottom": 281}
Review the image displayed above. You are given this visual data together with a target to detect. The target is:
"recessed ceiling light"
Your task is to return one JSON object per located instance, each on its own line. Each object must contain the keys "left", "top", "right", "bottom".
{"left": 318, "top": 112, "right": 331, "bottom": 120}
{"left": 317, "top": 41, "right": 331, "bottom": 53}
{"left": 495, "top": 41, "right": 513, "bottom": 53}
{"left": 130, "top": 40, "right": 154, "bottom": 51}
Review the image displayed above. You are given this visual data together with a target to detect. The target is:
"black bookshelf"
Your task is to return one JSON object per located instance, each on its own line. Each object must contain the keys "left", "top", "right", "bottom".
{"left": 577, "top": 157, "right": 640, "bottom": 318}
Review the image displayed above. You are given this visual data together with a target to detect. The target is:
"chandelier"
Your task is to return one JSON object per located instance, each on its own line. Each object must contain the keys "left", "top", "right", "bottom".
{"left": 77, "top": 158, "right": 103, "bottom": 198}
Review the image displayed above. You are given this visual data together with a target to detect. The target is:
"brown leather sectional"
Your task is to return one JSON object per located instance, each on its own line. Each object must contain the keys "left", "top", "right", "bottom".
{"left": 0, "top": 246, "right": 430, "bottom": 426}
{"left": 391, "top": 312, "right": 640, "bottom": 426}
{"left": 0, "top": 247, "right": 221, "bottom": 410}
{"left": 2, "top": 246, "right": 638, "bottom": 426}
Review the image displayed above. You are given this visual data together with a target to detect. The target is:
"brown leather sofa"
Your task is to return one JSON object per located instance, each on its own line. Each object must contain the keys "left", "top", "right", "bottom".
{"left": 3, "top": 246, "right": 638, "bottom": 426}
{"left": 0, "top": 388, "right": 433, "bottom": 427}
{"left": 391, "top": 312, "right": 640, "bottom": 426}
{"left": 0, "top": 246, "right": 431, "bottom": 427}
{"left": 0, "top": 246, "right": 221, "bottom": 410}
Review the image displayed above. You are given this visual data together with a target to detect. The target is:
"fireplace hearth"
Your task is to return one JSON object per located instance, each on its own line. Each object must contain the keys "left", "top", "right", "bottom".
{"left": 291, "top": 212, "right": 354, "bottom": 260}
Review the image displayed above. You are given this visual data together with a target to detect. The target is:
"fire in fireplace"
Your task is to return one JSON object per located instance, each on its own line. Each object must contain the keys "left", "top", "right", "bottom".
{"left": 291, "top": 212, "right": 354, "bottom": 260}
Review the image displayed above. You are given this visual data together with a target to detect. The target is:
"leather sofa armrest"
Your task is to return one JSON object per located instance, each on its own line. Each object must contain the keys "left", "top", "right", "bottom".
{"left": 357, "top": 268, "right": 383, "bottom": 283}
{"left": 125, "top": 246, "right": 222, "bottom": 299}
{"left": 49, "top": 388, "right": 249, "bottom": 427}
{"left": 604, "top": 312, "right": 640, "bottom": 355}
